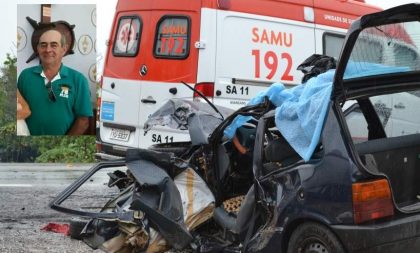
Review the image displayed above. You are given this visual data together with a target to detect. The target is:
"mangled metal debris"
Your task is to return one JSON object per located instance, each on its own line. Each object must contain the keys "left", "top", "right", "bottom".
{"left": 50, "top": 5, "right": 420, "bottom": 252}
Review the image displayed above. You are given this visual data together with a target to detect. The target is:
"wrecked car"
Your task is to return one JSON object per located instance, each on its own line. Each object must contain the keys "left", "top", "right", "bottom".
{"left": 50, "top": 4, "right": 420, "bottom": 253}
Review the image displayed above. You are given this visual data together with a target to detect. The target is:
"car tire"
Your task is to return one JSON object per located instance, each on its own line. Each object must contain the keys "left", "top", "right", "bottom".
{"left": 287, "top": 222, "right": 345, "bottom": 253}
{"left": 69, "top": 218, "right": 88, "bottom": 240}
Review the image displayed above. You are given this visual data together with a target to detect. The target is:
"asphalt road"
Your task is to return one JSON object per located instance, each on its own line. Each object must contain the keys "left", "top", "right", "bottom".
{"left": 0, "top": 163, "right": 123, "bottom": 253}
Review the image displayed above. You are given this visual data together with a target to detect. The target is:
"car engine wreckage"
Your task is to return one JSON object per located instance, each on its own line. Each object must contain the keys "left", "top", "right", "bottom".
{"left": 48, "top": 51, "right": 343, "bottom": 253}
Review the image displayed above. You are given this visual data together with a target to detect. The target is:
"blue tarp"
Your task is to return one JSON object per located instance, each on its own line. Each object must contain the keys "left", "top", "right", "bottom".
{"left": 224, "top": 62, "right": 409, "bottom": 161}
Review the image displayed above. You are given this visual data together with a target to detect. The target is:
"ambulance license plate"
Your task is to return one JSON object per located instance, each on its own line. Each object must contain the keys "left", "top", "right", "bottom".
{"left": 109, "top": 128, "right": 130, "bottom": 142}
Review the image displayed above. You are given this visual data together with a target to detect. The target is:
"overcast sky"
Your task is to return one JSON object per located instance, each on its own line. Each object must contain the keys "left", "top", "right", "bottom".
{"left": 1, "top": 0, "right": 418, "bottom": 74}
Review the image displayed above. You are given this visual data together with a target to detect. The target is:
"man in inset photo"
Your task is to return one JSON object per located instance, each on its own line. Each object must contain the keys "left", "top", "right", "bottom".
{"left": 18, "top": 27, "right": 92, "bottom": 135}
{"left": 17, "top": 4, "right": 96, "bottom": 136}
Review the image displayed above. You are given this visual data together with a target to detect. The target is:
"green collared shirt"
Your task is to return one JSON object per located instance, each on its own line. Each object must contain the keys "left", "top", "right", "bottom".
{"left": 17, "top": 64, "right": 93, "bottom": 135}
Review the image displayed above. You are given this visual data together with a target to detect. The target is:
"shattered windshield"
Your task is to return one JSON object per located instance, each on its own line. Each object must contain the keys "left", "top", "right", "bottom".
{"left": 344, "top": 21, "right": 420, "bottom": 79}
{"left": 144, "top": 99, "right": 234, "bottom": 145}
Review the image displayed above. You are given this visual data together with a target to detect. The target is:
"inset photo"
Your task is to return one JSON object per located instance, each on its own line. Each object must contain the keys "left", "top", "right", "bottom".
{"left": 17, "top": 4, "right": 96, "bottom": 136}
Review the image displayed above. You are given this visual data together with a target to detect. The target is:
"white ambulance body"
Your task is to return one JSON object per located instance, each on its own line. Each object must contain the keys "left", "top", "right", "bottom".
{"left": 97, "top": 0, "right": 381, "bottom": 159}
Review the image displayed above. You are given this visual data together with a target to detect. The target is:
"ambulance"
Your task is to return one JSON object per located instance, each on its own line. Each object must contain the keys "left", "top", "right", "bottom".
{"left": 96, "top": 0, "right": 381, "bottom": 159}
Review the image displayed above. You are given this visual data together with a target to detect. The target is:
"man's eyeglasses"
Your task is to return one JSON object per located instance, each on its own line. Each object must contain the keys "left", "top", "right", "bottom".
{"left": 46, "top": 81, "right": 56, "bottom": 102}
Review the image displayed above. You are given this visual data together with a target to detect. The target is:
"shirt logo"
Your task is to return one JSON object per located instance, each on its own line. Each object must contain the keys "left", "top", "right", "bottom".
{"left": 59, "top": 86, "right": 69, "bottom": 98}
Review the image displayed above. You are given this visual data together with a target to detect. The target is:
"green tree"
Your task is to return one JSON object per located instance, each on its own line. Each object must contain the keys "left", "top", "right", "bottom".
{"left": 34, "top": 136, "right": 96, "bottom": 163}
{"left": 0, "top": 83, "right": 5, "bottom": 122}
{"left": 0, "top": 54, "right": 17, "bottom": 125}
{"left": 0, "top": 123, "right": 39, "bottom": 162}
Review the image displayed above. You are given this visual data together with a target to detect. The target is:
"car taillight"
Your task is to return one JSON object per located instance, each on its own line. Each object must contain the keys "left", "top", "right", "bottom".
{"left": 193, "top": 82, "right": 214, "bottom": 102}
{"left": 352, "top": 179, "right": 394, "bottom": 224}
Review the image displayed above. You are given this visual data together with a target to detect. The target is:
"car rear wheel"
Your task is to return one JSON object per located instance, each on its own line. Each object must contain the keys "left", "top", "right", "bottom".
{"left": 287, "top": 222, "right": 345, "bottom": 253}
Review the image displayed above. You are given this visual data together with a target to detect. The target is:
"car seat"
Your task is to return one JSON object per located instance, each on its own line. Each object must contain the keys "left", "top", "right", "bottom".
{"left": 212, "top": 185, "right": 256, "bottom": 237}
{"left": 263, "top": 133, "right": 301, "bottom": 172}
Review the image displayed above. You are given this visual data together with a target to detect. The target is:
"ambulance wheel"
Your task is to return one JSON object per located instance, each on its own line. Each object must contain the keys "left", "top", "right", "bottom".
{"left": 287, "top": 222, "right": 345, "bottom": 253}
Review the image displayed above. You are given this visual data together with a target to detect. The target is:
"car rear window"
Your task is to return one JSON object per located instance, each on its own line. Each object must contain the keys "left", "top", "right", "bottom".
{"left": 344, "top": 89, "right": 420, "bottom": 143}
{"left": 344, "top": 21, "right": 420, "bottom": 79}
{"left": 393, "top": 44, "right": 418, "bottom": 67}
{"left": 112, "top": 16, "right": 141, "bottom": 56}
{"left": 154, "top": 16, "right": 190, "bottom": 59}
